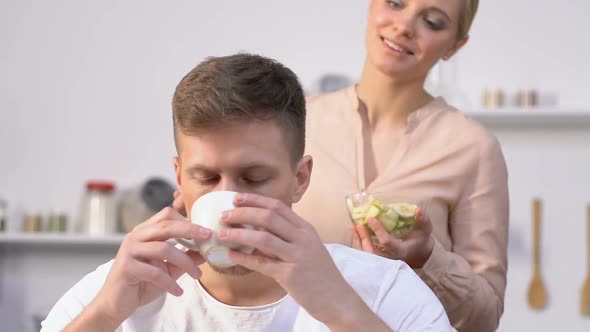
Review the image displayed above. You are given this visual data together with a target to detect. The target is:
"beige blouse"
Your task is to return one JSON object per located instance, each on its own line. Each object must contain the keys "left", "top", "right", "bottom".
{"left": 294, "top": 86, "right": 509, "bottom": 332}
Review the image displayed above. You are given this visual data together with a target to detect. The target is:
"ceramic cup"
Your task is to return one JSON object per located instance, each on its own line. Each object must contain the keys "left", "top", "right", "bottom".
{"left": 175, "top": 191, "right": 255, "bottom": 268}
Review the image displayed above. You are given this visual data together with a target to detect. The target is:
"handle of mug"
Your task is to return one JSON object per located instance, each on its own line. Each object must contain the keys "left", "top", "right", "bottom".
{"left": 167, "top": 238, "right": 200, "bottom": 252}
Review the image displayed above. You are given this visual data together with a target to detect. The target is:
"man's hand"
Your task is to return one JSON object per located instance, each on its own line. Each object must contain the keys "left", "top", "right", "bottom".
{"left": 218, "top": 193, "right": 391, "bottom": 331}
{"left": 351, "top": 208, "right": 434, "bottom": 269}
{"left": 65, "top": 207, "right": 211, "bottom": 331}
{"left": 172, "top": 190, "right": 187, "bottom": 217}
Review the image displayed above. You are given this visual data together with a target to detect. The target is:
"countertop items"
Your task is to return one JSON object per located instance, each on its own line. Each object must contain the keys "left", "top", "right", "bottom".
{"left": 47, "top": 210, "right": 68, "bottom": 233}
{"left": 483, "top": 89, "right": 505, "bottom": 109}
{"left": 22, "top": 213, "right": 43, "bottom": 232}
{"left": 120, "top": 177, "right": 175, "bottom": 232}
{"left": 482, "top": 89, "right": 558, "bottom": 110}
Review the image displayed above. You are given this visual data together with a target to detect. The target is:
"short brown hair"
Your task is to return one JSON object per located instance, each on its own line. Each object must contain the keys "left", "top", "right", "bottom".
{"left": 457, "top": 0, "right": 479, "bottom": 40}
{"left": 172, "top": 53, "right": 306, "bottom": 164}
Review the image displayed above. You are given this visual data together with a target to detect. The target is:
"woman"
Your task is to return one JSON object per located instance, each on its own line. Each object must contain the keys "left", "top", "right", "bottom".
{"left": 293, "top": 1, "right": 508, "bottom": 331}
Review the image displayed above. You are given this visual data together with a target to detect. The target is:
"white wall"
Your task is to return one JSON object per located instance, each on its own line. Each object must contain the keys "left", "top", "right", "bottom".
{"left": 496, "top": 127, "right": 590, "bottom": 332}
{"left": 1, "top": 1, "right": 589, "bottom": 331}
{"left": 1, "top": 0, "right": 589, "bottom": 222}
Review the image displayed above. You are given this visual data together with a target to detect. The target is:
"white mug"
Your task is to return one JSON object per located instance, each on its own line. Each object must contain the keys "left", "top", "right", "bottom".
{"left": 175, "top": 191, "right": 255, "bottom": 268}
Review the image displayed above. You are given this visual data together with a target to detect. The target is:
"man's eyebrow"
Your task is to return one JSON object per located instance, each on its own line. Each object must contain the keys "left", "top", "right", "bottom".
{"left": 185, "top": 164, "right": 214, "bottom": 173}
{"left": 185, "top": 163, "right": 276, "bottom": 172}
{"left": 240, "top": 162, "right": 278, "bottom": 170}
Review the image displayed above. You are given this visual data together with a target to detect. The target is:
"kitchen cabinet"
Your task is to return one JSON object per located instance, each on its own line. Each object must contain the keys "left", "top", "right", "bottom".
{"left": 0, "top": 234, "right": 123, "bottom": 332}
{"left": 466, "top": 109, "right": 590, "bottom": 331}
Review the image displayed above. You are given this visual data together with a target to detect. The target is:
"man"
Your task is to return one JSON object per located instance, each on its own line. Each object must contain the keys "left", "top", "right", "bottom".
{"left": 42, "top": 53, "right": 450, "bottom": 331}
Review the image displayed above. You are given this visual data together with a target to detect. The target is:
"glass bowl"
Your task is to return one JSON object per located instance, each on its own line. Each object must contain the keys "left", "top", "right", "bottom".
{"left": 345, "top": 190, "right": 421, "bottom": 242}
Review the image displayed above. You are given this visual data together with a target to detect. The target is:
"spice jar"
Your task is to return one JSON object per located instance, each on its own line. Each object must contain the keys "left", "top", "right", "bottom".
{"left": 517, "top": 90, "right": 538, "bottom": 108}
{"left": 483, "top": 89, "right": 505, "bottom": 109}
{"left": 48, "top": 210, "right": 68, "bottom": 232}
{"left": 80, "top": 181, "right": 117, "bottom": 234}
{"left": 23, "top": 213, "right": 43, "bottom": 232}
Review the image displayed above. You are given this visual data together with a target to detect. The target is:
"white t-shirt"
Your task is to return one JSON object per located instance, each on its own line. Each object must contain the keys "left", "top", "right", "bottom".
{"left": 42, "top": 244, "right": 451, "bottom": 331}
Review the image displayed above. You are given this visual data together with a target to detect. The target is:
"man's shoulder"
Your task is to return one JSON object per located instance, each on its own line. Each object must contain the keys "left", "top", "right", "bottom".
{"left": 41, "top": 260, "right": 116, "bottom": 331}
{"left": 324, "top": 244, "right": 416, "bottom": 287}
{"left": 324, "top": 244, "right": 451, "bottom": 330}
{"left": 325, "top": 243, "right": 401, "bottom": 268}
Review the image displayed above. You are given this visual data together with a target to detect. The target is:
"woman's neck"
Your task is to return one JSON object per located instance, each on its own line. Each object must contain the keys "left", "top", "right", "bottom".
{"left": 198, "top": 264, "right": 287, "bottom": 307}
{"left": 356, "top": 61, "right": 433, "bottom": 132}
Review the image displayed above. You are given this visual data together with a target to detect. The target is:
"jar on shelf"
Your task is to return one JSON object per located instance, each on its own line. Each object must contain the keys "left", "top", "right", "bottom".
{"left": 48, "top": 210, "right": 68, "bottom": 233}
{"left": 23, "top": 213, "right": 43, "bottom": 232}
{"left": 80, "top": 181, "right": 117, "bottom": 235}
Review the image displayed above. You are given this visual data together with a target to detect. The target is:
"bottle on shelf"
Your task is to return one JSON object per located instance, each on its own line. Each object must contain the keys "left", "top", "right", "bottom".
{"left": 80, "top": 181, "right": 118, "bottom": 235}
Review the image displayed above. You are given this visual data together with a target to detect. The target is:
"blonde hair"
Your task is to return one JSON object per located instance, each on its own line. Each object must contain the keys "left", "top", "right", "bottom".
{"left": 457, "top": 0, "right": 479, "bottom": 40}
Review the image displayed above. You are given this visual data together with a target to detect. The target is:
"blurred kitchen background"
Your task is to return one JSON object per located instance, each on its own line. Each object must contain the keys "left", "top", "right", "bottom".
{"left": 1, "top": 1, "right": 589, "bottom": 331}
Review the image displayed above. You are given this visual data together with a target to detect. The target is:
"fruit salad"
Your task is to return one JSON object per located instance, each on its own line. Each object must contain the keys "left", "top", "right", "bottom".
{"left": 346, "top": 193, "right": 418, "bottom": 238}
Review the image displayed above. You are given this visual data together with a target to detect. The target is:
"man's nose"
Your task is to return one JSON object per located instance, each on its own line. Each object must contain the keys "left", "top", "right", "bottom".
{"left": 217, "top": 179, "right": 239, "bottom": 192}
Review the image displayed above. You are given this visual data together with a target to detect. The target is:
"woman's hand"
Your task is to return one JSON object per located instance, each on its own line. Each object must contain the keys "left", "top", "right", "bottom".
{"left": 351, "top": 208, "right": 434, "bottom": 269}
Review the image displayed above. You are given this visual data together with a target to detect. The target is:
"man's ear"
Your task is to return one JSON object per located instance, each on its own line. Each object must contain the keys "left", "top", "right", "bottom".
{"left": 442, "top": 35, "right": 469, "bottom": 61}
{"left": 173, "top": 156, "right": 183, "bottom": 192}
{"left": 291, "top": 155, "right": 313, "bottom": 204}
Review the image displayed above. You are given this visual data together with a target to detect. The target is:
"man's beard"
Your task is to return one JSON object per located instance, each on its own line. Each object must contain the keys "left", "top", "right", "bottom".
{"left": 209, "top": 264, "right": 253, "bottom": 276}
